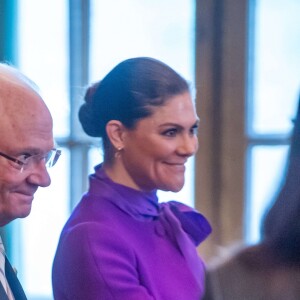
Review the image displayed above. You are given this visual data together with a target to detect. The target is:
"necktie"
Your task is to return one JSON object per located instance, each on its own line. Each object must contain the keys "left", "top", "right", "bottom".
{"left": 0, "top": 236, "right": 14, "bottom": 300}
{"left": 0, "top": 236, "right": 8, "bottom": 294}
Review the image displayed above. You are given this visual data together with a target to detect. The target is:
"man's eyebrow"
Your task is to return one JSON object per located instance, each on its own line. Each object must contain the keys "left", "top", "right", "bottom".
{"left": 13, "top": 147, "right": 45, "bottom": 155}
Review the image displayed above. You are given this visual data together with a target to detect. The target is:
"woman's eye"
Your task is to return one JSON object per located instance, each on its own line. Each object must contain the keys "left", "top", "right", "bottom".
{"left": 191, "top": 125, "right": 199, "bottom": 134}
{"left": 163, "top": 129, "right": 177, "bottom": 137}
{"left": 190, "top": 126, "right": 198, "bottom": 135}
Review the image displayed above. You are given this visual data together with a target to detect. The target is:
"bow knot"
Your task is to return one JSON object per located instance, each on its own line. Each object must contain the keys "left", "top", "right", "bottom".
{"left": 155, "top": 201, "right": 211, "bottom": 295}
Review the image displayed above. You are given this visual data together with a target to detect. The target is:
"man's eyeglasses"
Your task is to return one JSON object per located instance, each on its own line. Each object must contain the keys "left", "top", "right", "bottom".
{"left": 0, "top": 149, "right": 61, "bottom": 173}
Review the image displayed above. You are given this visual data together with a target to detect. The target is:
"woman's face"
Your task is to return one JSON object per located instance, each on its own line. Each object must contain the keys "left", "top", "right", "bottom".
{"left": 120, "top": 91, "right": 199, "bottom": 192}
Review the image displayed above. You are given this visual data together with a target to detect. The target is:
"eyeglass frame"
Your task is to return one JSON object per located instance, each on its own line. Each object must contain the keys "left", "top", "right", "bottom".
{"left": 0, "top": 149, "right": 61, "bottom": 172}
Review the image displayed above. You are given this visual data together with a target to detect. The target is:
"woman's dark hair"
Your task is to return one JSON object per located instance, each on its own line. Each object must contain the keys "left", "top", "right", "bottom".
{"left": 240, "top": 95, "right": 300, "bottom": 267}
{"left": 79, "top": 57, "right": 189, "bottom": 161}
{"left": 262, "top": 94, "right": 300, "bottom": 264}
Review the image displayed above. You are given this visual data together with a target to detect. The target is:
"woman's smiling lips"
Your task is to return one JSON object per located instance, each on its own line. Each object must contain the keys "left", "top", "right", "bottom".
{"left": 164, "top": 162, "right": 186, "bottom": 172}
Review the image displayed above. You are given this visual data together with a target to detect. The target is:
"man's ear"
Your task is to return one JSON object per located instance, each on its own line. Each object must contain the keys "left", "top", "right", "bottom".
{"left": 106, "top": 120, "right": 126, "bottom": 149}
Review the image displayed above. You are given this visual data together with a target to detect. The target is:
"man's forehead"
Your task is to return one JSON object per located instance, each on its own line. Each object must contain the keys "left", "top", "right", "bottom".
{"left": 0, "top": 69, "right": 42, "bottom": 114}
{"left": 0, "top": 65, "right": 52, "bottom": 135}
{"left": 0, "top": 64, "right": 39, "bottom": 94}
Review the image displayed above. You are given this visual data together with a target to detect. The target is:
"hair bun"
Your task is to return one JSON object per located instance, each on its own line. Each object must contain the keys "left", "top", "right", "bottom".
{"left": 79, "top": 82, "right": 104, "bottom": 137}
{"left": 78, "top": 102, "right": 102, "bottom": 137}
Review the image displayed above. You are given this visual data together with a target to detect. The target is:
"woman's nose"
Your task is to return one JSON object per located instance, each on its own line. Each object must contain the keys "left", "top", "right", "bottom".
{"left": 177, "top": 135, "right": 198, "bottom": 156}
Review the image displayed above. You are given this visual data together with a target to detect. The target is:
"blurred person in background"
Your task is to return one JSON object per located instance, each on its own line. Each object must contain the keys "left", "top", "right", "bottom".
{"left": 203, "top": 95, "right": 300, "bottom": 300}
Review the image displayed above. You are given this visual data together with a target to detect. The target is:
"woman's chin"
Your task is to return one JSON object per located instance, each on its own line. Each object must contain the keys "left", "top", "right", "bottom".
{"left": 160, "top": 181, "right": 184, "bottom": 193}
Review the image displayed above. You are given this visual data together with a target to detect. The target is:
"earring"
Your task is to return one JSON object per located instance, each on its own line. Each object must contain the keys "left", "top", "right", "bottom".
{"left": 115, "top": 146, "right": 123, "bottom": 158}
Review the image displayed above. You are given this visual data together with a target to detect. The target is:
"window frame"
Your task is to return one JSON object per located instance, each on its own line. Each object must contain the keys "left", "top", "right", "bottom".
{"left": 195, "top": 0, "right": 292, "bottom": 260}
{"left": 195, "top": 0, "right": 248, "bottom": 259}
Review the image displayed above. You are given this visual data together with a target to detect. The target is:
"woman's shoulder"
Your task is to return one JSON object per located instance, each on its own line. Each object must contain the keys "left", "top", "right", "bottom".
{"left": 57, "top": 219, "right": 136, "bottom": 263}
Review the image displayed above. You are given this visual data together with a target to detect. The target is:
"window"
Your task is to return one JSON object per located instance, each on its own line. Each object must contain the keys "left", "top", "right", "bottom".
{"left": 246, "top": 0, "right": 300, "bottom": 242}
{"left": 13, "top": 1, "right": 195, "bottom": 298}
{"left": 195, "top": 0, "right": 300, "bottom": 259}
{"left": 16, "top": 1, "right": 69, "bottom": 298}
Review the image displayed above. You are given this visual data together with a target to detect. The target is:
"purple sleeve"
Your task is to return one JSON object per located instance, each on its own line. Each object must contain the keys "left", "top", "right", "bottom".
{"left": 52, "top": 223, "right": 155, "bottom": 300}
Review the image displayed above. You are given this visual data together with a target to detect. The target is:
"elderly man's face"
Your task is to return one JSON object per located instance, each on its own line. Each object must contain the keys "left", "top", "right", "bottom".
{"left": 0, "top": 77, "right": 54, "bottom": 226}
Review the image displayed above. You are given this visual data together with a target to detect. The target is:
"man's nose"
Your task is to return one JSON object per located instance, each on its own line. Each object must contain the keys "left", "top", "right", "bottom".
{"left": 27, "top": 160, "right": 51, "bottom": 187}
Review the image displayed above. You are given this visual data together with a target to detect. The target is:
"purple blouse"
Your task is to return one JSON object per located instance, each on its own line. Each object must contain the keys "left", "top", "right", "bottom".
{"left": 52, "top": 164, "right": 211, "bottom": 300}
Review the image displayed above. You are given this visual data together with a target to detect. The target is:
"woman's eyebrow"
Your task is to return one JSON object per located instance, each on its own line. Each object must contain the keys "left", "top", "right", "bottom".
{"left": 158, "top": 120, "right": 200, "bottom": 129}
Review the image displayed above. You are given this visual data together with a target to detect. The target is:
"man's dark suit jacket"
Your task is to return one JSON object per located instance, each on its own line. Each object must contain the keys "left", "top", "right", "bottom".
{"left": 0, "top": 257, "right": 27, "bottom": 300}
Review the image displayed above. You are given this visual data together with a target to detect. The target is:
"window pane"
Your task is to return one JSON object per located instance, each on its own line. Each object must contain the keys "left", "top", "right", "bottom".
{"left": 246, "top": 145, "right": 289, "bottom": 243}
{"left": 90, "top": 0, "right": 195, "bottom": 206}
{"left": 88, "top": 146, "right": 104, "bottom": 174}
{"left": 17, "top": 1, "right": 70, "bottom": 298}
{"left": 18, "top": 0, "right": 69, "bottom": 138}
{"left": 251, "top": 0, "right": 300, "bottom": 134}
{"left": 90, "top": 0, "right": 194, "bottom": 81}
{"left": 17, "top": 148, "right": 70, "bottom": 298}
